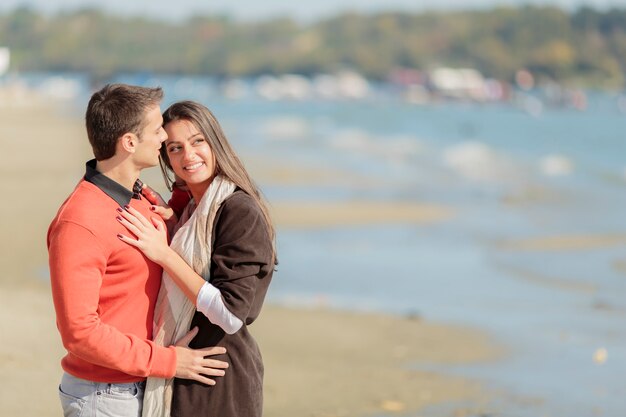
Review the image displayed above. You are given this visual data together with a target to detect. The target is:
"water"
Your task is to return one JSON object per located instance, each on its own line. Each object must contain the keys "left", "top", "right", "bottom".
{"left": 21, "top": 73, "right": 626, "bottom": 416}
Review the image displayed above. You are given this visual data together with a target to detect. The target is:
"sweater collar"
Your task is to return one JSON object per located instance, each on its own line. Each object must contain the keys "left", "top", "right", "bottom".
{"left": 84, "top": 159, "right": 142, "bottom": 207}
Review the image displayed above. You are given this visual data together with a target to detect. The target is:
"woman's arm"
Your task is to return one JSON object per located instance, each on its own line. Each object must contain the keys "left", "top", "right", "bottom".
{"left": 139, "top": 183, "right": 179, "bottom": 235}
{"left": 168, "top": 182, "right": 192, "bottom": 219}
{"left": 208, "top": 192, "right": 273, "bottom": 324}
{"left": 115, "top": 204, "right": 249, "bottom": 334}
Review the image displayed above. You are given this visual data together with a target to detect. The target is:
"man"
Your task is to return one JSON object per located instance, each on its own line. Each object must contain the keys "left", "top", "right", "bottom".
{"left": 48, "top": 84, "right": 227, "bottom": 417}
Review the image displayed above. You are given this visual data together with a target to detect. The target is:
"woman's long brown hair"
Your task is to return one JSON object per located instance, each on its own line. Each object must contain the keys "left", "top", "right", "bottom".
{"left": 160, "top": 100, "right": 276, "bottom": 262}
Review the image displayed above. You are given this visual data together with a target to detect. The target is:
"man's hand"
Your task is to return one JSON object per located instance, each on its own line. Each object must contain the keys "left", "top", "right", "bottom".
{"left": 173, "top": 327, "right": 228, "bottom": 386}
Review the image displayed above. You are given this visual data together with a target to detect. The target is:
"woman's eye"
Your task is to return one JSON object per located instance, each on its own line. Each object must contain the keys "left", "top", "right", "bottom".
{"left": 168, "top": 146, "right": 181, "bottom": 153}
{"left": 193, "top": 138, "right": 205, "bottom": 145}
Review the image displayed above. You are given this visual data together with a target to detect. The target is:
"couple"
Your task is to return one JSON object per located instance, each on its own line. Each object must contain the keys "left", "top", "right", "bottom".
{"left": 47, "top": 83, "right": 276, "bottom": 417}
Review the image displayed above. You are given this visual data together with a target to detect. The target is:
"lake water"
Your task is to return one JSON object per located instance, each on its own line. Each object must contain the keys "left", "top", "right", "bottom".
{"left": 20, "top": 72, "right": 626, "bottom": 417}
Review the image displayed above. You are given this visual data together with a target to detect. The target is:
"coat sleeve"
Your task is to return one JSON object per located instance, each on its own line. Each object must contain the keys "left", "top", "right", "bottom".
{"left": 210, "top": 192, "right": 273, "bottom": 323}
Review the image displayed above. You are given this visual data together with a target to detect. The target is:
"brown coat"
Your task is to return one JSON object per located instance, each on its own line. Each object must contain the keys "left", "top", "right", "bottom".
{"left": 171, "top": 190, "right": 274, "bottom": 417}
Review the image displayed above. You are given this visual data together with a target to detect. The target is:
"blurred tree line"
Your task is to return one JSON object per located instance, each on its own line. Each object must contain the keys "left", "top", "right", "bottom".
{"left": 2, "top": 5, "right": 626, "bottom": 87}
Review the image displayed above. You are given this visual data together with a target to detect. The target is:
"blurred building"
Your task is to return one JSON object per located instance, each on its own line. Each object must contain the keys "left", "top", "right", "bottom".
{"left": 0, "top": 47, "right": 9, "bottom": 76}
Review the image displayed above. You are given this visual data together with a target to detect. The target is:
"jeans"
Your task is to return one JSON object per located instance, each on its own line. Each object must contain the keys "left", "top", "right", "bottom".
{"left": 58, "top": 372, "right": 145, "bottom": 417}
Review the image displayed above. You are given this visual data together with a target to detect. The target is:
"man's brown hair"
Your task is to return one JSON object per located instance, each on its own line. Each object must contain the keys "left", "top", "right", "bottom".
{"left": 86, "top": 84, "right": 163, "bottom": 160}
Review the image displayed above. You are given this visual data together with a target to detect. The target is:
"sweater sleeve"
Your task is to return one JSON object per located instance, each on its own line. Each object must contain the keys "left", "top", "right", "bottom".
{"left": 209, "top": 193, "right": 273, "bottom": 324}
{"left": 196, "top": 282, "right": 243, "bottom": 334}
{"left": 168, "top": 184, "right": 192, "bottom": 219}
{"left": 48, "top": 221, "right": 176, "bottom": 378}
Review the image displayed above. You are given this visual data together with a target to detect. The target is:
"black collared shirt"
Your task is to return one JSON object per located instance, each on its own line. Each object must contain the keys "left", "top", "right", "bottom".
{"left": 84, "top": 159, "right": 143, "bottom": 207}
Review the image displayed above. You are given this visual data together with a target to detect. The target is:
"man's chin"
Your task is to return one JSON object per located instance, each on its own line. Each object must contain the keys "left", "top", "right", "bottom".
{"left": 138, "top": 160, "right": 160, "bottom": 170}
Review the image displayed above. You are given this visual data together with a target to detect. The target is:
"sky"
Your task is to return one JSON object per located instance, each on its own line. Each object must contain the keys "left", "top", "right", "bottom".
{"left": 2, "top": 0, "right": 626, "bottom": 21}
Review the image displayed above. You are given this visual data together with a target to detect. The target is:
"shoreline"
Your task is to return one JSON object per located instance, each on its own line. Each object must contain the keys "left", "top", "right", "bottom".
{"left": 0, "top": 283, "right": 501, "bottom": 417}
{"left": 1, "top": 95, "right": 501, "bottom": 416}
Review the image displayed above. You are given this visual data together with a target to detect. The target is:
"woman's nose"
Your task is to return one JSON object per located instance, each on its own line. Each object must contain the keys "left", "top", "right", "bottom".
{"left": 182, "top": 144, "right": 195, "bottom": 159}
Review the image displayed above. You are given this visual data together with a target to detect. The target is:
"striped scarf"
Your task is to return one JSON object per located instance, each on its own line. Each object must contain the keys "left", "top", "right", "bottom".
{"left": 142, "top": 175, "right": 236, "bottom": 417}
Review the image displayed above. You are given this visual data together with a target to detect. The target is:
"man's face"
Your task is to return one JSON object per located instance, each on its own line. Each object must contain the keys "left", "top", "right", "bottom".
{"left": 134, "top": 105, "right": 167, "bottom": 169}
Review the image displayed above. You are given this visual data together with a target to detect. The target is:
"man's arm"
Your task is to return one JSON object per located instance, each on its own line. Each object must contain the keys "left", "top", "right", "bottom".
{"left": 49, "top": 220, "right": 177, "bottom": 378}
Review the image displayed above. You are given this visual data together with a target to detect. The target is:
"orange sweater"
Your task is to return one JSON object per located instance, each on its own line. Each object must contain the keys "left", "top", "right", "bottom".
{"left": 48, "top": 178, "right": 176, "bottom": 383}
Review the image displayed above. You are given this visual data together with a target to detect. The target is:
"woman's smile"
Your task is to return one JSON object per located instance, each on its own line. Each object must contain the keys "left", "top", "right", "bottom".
{"left": 183, "top": 161, "right": 205, "bottom": 171}
{"left": 164, "top": 118, "right": 217, "bottom": 201}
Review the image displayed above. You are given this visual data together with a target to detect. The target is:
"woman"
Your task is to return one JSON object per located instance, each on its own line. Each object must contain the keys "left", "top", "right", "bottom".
{"left": 117, "top": 101, "right": 276, "bottom": 417}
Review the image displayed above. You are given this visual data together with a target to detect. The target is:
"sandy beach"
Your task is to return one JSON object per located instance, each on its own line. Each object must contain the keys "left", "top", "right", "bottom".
{"left": 0, "top": 285, "right": 499, "bottom": 417}
{"left": 0, "top": 95, "right": 500, "bottom": 416}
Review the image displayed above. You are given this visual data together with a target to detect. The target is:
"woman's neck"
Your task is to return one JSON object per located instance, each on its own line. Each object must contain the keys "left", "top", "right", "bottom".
{"left": 187, "top": 176, "right": 215, "bottom": 204}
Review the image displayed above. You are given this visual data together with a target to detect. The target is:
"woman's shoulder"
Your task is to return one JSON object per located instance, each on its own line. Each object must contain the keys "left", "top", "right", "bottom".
{"left": 221, "top": 189, "right": 261, "bottom": 215}
{"left": 217, "top": 189, "right": 266, "bottom": 227}
{"left": 214, "top": 189, "right": 270, "bottom": 248}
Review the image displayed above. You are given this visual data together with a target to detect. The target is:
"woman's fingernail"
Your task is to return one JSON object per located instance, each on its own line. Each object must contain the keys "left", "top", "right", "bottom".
{"left": 124, "top": 205, "right": 130, "bottom": 210}
{"left": 150, "top": 206, "right": 156, "bottom": 211}
{"left": 116, "top": 216, "right": 122, "bottom": 221}
{"left": 117, "top": 234, "right": 123, "bottom": 239}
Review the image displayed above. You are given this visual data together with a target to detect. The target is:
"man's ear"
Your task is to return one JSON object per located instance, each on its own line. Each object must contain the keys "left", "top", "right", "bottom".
{"left": 119, "top": 133, "right": 138, "bottom": 153}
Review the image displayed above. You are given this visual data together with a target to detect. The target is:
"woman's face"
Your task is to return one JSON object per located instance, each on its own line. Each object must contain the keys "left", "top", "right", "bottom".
{"left": 163, "top": 119, "right": 216, "bottom": 188}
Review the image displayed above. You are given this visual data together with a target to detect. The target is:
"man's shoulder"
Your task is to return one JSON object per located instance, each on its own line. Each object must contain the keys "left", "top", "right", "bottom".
{"left": 52, "top": 180, "right": 113, "bottom": 227}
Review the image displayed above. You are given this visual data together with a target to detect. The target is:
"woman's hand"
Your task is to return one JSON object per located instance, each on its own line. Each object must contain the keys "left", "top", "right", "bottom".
{"left": 141, "top": 183, "right": 178, "bottom": 232}
{"left": 141, "top": 183, "right": 168, "bottom": 206}
{"left": 116, "top": 205, "right": 171, "bottom": 264}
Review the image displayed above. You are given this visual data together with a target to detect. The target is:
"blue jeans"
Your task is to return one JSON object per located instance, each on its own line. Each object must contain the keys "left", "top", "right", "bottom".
{"left": 58, "top": 372, "right": 145, "bottom": 417}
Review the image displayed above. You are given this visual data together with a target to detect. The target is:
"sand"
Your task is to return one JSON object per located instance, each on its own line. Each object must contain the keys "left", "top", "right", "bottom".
{"left": 0, "top": 285, "right": 499, "bottom": 417}
{"left": 496, "top": 234, "right": 626, "bottom": 251}
{"left": 1, "top": 95, "right": 500, "bottom": 416}
{"left": 270, "top": 201, "right": 454, "bottom": 228}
